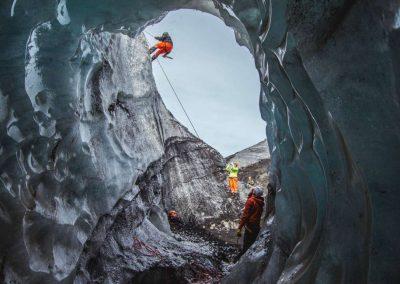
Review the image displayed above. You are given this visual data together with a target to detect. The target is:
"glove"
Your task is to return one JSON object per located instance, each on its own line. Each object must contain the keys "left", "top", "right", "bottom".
{"left": 236, "top": 228, "right": 242, "bottom": 237}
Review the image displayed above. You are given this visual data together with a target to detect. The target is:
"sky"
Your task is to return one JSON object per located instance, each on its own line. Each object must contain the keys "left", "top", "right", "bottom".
{"left": 145, "top": 9, "right": 265, "bottom": 157}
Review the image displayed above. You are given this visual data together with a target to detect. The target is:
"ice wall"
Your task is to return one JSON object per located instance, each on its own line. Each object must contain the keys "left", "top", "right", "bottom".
{"left": 0, "top": 20, "right": 191, "bottom": 281}
{"left": 227, "top": 1, "right": 400, "bottom": 283}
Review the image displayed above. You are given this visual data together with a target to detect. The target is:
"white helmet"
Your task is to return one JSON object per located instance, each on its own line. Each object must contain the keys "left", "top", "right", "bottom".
{"left": 253, "top": 187, "right": 263, "bottom": 197}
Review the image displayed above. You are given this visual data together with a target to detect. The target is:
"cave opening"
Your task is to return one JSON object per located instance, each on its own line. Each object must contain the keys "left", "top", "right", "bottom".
{"left": 144, "top": 9, "right": 265, "bottom": 157}
{"left": 74, "top": 4, "right": 273, "bottom": 282}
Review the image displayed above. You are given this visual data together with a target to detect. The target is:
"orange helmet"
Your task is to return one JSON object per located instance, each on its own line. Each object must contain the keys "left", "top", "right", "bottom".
{"left": 168, "top": 210, "right": 178, "bottom": 219}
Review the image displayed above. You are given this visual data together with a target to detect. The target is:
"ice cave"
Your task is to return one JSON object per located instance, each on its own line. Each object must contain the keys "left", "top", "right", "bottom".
{"left": 0, "top": 0, "right": 399, "bottom": 283}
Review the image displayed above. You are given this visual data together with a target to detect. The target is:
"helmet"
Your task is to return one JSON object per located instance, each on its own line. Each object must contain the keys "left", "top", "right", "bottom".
{"left": 253, "top": 187, "right": 263, "bottom": 197}
{"left": 162, "top": 32, "right": 169, "bottom": 37}
{"left": 168, "top": 210, "right": 178, "bottom": 219}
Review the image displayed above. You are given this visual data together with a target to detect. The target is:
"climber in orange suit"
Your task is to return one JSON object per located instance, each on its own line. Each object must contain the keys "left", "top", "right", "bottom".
{"left": 149, "top": 32, "right": 173, "bottom": 61}
{"left": 226, "top": 162, "right": 239, "bottom": 193}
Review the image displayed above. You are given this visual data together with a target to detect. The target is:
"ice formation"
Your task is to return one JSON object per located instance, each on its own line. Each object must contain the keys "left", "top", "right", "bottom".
{"left": 0, "top": 0, "right": 399, "bottom": 283}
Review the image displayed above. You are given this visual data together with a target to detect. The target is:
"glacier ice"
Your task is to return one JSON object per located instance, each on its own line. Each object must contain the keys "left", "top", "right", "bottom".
{"left": 0, "top": 0, "right": 399, "bottom": 283}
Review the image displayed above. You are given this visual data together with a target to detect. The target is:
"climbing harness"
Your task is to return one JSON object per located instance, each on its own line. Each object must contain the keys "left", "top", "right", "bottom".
{"left": 144, "top": 31, "right": 200, "bottom": 138}
{"left": 132, "top": 236, "right": 164, "bottom": 260}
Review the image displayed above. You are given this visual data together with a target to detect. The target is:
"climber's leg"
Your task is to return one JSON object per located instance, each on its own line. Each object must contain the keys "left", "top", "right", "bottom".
{"left": 149, "top": 46, "right": 157, "bottom": 54}
{"left": 232, "top": 177, "right": 238, "bottom": 193}
{"left": 152, "top": 49, "right": 166, "bottom": 61}
{"left": 228, "top": 177, "right": 238, "bottom": 193}
{"left": 242, "top": 225, "right": 260, "bottom": 254}
{"left": 228, "top": 177, "right": 234, "bottom": 192}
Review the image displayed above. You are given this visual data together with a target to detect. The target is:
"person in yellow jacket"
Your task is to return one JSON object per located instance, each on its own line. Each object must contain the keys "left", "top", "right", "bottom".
{"left": 226, "top": 162, "right": 239, "bottom": 193}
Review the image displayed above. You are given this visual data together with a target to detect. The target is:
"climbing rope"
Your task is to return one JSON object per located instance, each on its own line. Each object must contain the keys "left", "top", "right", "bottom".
{"left": 155, "top": 59, "right": 200, "bottom": 138}
{"left": 132, "top": 236, "right": 164, "bottom": 260}
{"left": 144, "top": 30, "right": 201, "bottom": 138}
{"left": 143, "top": 30, "right": 155, "bottom": 38}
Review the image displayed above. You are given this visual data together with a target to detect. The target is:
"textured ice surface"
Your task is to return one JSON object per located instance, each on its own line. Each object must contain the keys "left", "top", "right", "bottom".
{"left": 0, "top": 0, "right": 399, "bottom": 283}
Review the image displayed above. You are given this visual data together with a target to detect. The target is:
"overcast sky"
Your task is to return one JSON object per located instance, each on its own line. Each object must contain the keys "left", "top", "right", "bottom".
{"left": 145, "top": 9, "right": 265, "bottom": 157}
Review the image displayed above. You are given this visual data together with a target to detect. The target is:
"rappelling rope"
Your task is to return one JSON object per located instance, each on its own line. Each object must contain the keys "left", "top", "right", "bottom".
{"left": 143, "top": 30, "right": 155, "bottom": 37}
{"left": 144, "top": 30, "right": 200, "bottom": 139}
{"left": 132, "top": 236, "right": 164, "bottom": 260}
{"left": 155, "top": 59, "right": 200, "bottom": 138}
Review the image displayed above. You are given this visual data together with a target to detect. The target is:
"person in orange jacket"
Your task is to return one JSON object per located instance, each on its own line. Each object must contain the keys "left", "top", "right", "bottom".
{"left": 225, "top": 162, "right": 239, "bottom": 194}
{"left": 148, "top": 32, "right": 173, "bottom": 61}
{"left": 237, "top": 186, "right": 264, "bottom": 256}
